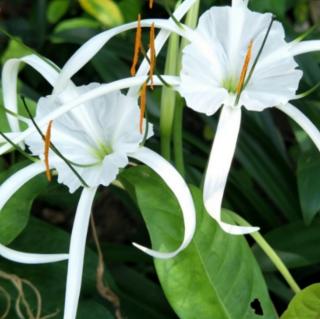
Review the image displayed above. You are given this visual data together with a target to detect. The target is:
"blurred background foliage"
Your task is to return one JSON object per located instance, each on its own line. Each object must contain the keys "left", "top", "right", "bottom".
{"left": 0, "top": 0, "right": 320, "bottom": 318}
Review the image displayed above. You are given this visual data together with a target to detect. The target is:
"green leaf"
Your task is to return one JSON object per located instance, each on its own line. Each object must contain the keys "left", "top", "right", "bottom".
{"left": 0, "top": 162, "right": 48, "bottom": 245}
{"left": 53, "top": 17, "right": 100, "bottom": 34}
{"left": 79, "top": 0, "right": 124, "bottom": 27}
{"left": 121, "top": 166, "right": 277, "bottom": 319}
{"left": 118, "top": 0, "right": 142, "bottom": 22}
{"left": 297, "top": 152, "right": 320, "bottom": 224}
{"left": 281, "top": 284, "right": 320, "bottom": 319}
{"left": 250, "top": 0, "right": 288, "bottom": 18}
{"left": 47, "top": 0, "right": 69, "bottom": 24}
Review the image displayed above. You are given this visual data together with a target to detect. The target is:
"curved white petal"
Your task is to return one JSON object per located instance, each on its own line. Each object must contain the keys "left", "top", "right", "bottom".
{"left": 63, "top": 187, "right": 97, "bottom": 319}
{"left": 0, "top": 76, "right": 181, "bottom": 156}
{"left": 0, "top": 161, "right": 46, "bottom": 210}
{"left": 129, "top": 147, "right": 196, "bottom": 259}
{"left": 127, "top": 0, "right": 198, "bottom": 96}
{"left": 0, "top": 161, "right": 69, "bottom": 264}
{"left": 204, "top": 106, "right": 259, "bottom": 234}
{"left": 277, "top": 103, "right": 320, "bottom": 151}
{"left": 2, "top": 55, "right": 59, "bottom": 133}
{"left": 289, "top": 40, "right": 320, "bottom": 56}
{"left": 0, "top": 245, "right": 68, "bottom": 264}
{"left": 53, "top": 20, "right": 194, "bottom": 93}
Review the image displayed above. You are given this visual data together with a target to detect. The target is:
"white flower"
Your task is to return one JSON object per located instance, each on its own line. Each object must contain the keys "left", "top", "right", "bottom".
{"left": 0, "top": 0, "right": 198, "bottom": 313}
{"left": 180, "top": 0, "right": 302, "bottom": 114}
{"left": 25, "top": 84, "right": 153, "bottom": 193}
{"left": 176, "top": 0, "right": 320, "bottom": 234}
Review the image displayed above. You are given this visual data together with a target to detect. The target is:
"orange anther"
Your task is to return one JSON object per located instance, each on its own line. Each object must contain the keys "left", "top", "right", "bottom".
{"left": 149, "top": 0, "right": 154, "bottom": 9}
{"left": 149, "top": 23, "right": 156, "bottom": 89}
{"left": 44, "top": 120, "right": 53, "bottom": 182}
{"left": 130, "top": 14, "right": 142, "bottom": 77}
{"left": 139, "top": 82, "right": 147, "bottom": 134}
{"left": 236, "top": 40, "right": 253, "bottom": 94}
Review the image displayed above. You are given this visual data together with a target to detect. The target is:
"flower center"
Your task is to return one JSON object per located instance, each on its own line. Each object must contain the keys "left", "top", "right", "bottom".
{"left": 222, "top": 76, "right": 238, "bottom": 93}
{"left": 94, "top": 143, "right": 113, "bottom": 161}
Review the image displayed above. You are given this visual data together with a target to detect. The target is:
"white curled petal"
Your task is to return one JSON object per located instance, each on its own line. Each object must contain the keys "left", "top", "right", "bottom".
{"left": 289, "top": 40, "right": 320, "bottom": 56}
{"left": 0, "top": 161, "right": 68, "bottom": 264}
{"left": 0, "top": 76, "right": 181, "bottom": 156}
{"left": 53, "top": 19, "right": 194, "bottom": 93}
{"left": 129, "top": 147, "right": 196, "bottom": 259}
{"left": 204, "top": 106, "right": 259, "bottom": 235}
{"left": 2, "top": 55, "right": 59, "bottom": 133}
{"left": 277, "top": 103, "right": 320, "bottom": 151}
{"left": 0, "top": 245, "right": 68, "bottom": 264}
{"left": 0, "top": 161, "right": 46, "bottom": 210}
{"left": 63, "top": 187, "right": 97, "bottom": 319}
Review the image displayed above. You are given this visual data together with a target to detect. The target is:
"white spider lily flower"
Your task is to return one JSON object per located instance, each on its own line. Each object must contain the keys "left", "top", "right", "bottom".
{"left": 24, "top": 83, "right": 195, "bottom": 319}
{"left": 1, "top": 58, "right": 194, "bottom": 319}
{"left": 178, "top": 0, "right": 320, "bottom": 234}
{"left": 119, "top": 0, "right": 320, "bottom": 234}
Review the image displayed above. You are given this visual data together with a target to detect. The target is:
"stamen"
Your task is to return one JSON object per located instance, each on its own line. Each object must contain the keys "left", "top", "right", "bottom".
{"left": 21, "top": 96, "right": 89, "bottom": 187}
{"left": 44, "top": 120, "right": 53, "bottom": 182}
{"left": 130, "top": 14, "right": 142, "bottom": 77}
{"left": 139, "top": 82, "right": 147, "bottom": 134}
{"left": 236, "top": 40, "right": 253, "bottom": 95}
{"left": 149, "top": 0, "right": 154, "bottom": 9}
{"left": 149, "top": 23, "right": 156, "bottom": 89}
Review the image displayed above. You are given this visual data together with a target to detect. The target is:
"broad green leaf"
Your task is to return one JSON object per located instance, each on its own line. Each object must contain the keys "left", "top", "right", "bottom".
{"left": 297, "top": 152, "right": 320, "bottom": 224}
{"left": 47, "top": 0, "right": 69, "bottom": 24}
{"left": 121, "top": 166, "right": 277, "bottom": 319}
{"left": 0, "top": 162, "right": 48, "bottom": 245}
{"left": 281, "top": 284, "right": 320, "bottom": 319}
{"left": 79, "top": 0, "right": 124, "bottom": 27}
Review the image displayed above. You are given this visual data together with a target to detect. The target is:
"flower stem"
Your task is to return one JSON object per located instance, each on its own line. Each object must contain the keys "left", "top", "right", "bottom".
{"left": 230, "top": 212, "right": 301, "bottom": 294}
{"left": 172, "top": 0, "right": 200, "bottom": 174}
{"left": 160, "top": 31, "right": 180, "bottom": 161}
{"left": 173, "top": 96, "right": 185, "bottom": 175}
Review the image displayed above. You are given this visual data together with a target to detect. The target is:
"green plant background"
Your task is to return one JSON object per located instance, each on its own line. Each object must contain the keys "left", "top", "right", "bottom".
{"left": 0, "top": 0, "right": 319, "bottom": 318}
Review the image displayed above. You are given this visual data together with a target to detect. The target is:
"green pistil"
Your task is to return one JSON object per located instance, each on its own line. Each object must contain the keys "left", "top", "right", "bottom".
{"left": 94, "top": 143, "right": 113, "bottom": 160}
{"left": 222, "top": 77, "right": 237, "bottom": 94}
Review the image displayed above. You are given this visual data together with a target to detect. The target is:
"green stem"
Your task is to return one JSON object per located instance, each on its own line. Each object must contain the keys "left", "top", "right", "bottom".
{"left": 173, "top": 96, "right": 185, "bottom": 175}
{"left": 230, "top": 212, "right": 301, "bottom": 294}
{"left": 160, "top": 32, "right": 180, "bottom": 161}
{"left": 172, "top": 0, "right": 200, "bottom": 174}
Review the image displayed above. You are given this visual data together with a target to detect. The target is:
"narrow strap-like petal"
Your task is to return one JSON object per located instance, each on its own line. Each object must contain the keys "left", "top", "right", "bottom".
{"left": 0, "top": 245, "right": 68, "bottom": 264}
{"left": 129, "top": 147, "right": 196, "bottom": 259}
{"left": 0, "top": 161, "right": 69, "bottom": 264}
{"left": 63, "top": 187, "right": 97, "bottom": 319}
{"left": 0, "top": 75, "right": 181, "bottom": 156}
{"left": 2, "top": 55, "right": 59, "bottom": 133}
{"left": 277, "top": 103, "right": 320, "bottom": 151}
{"left": 0, "top": 161, "right": 46, "bottom": 210}
{"left": 204, "top": 106, "right": 259, "bottom": 234}
{"left": 53, "top": 18, "right": 194, "bottom": 94}
{"left": 289, "top": 40, "right": 320, "bottom": 56}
